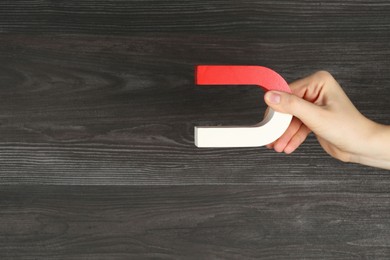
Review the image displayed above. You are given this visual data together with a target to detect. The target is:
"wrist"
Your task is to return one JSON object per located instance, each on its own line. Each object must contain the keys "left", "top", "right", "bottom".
{"left": 351, "top": 121, "right": 390, "bottom": 169}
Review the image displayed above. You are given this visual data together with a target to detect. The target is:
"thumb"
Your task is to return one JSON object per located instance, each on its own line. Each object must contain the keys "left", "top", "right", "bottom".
{"left": 264, "top": 91, "right": 325, "bottom": 129}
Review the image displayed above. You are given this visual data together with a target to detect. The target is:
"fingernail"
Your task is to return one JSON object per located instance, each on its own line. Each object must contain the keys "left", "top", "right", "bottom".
{"left": 266, "top": 92, "right": 281, "bottom": 104}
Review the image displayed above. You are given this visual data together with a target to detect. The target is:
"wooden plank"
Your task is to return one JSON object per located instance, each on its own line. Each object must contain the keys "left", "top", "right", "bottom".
{"left": 0, "top": 0, "right": 390, "bottom": 37}
{"left": 1, "top": 185, "right": 390, "bottom": 259}
{"left": 0, "top": 33, "right": 389, "bottom": 184}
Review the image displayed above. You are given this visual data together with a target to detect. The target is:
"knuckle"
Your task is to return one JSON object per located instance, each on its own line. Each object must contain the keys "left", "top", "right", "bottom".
{"left": 286, "top": 94, "right": 298, "bottom": 109}
{"left": 332, "top": 151, "right": 351, "bottom": 163}
{"left": 314, "top": 70, "right": 335, "bottom": 82}
{"left": 315, "top": 70, "right": 332, "bottom": 78}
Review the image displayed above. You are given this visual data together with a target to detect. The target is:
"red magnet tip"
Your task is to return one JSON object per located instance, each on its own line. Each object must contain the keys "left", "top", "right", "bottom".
{"left": 195, "top": 65, "right": 291, "bottom": 93}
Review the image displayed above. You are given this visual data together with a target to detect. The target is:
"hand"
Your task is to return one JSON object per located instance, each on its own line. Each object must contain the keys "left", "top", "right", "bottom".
{"left": 264, "top": 71, "right": 390, "bottom": 170}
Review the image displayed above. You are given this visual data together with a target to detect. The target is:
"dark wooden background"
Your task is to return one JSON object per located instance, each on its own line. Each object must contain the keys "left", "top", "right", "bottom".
{"left": 0, "top": 0, "right": 389, "bottom": 259}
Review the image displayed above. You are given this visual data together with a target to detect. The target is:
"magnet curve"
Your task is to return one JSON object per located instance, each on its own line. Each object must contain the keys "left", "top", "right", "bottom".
{"left": 195, "top": 65, "right": 293, "bottom": 148}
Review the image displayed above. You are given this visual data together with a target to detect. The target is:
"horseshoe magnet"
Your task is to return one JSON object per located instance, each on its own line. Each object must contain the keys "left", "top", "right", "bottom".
{"left": 195, "top": 65, "right": 293, "bottom": 148}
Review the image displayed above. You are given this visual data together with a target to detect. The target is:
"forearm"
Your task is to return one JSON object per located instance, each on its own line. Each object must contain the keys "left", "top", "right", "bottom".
{"left": 352, "top": 123, "right": 390, "bottom": 170}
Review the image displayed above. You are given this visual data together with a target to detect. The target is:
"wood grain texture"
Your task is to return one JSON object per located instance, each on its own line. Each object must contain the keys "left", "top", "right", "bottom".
{"left": 1, "top": 185, "right": 390, "bottom": 259}
{"left": 0, "top": 34, "right": 389, "bottom": 184}
{"left": 0, "top": 0, "right": 389, "bottom": 259}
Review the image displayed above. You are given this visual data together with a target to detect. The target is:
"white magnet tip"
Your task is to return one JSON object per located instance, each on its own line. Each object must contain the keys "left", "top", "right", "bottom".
{"left": 194, "top": 108, "right": 292, "bottom": 148}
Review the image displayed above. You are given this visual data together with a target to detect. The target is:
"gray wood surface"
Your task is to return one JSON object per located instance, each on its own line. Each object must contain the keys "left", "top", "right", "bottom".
{"left": 2, "top": 185, "right": 390, "bottom": 259}
{"left": 0, "top": 0, "right": 389, "bottom": 259}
